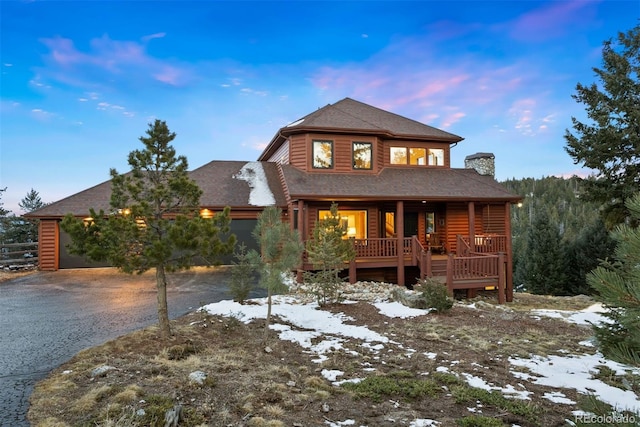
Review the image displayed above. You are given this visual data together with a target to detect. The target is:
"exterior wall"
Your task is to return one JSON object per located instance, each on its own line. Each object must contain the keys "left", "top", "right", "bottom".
{"left": 289, "top": 134, "right": 307, "bottom": 169}
{"left": 266, "top": 139, "right": 290, "bottom": 164}
{"left": 38, "top": 219, "right": 59, "bottom": 271}
{"left": 481, "top": 204, "right": 506, "bottom": 234}
{"left": 445, "top": 203, "right": 468, "bottom": 253}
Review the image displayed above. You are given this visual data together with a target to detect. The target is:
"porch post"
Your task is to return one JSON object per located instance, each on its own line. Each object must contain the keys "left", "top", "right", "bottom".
{"left": 468, "top": 201, "right": 475, "bottom": 252}
{"left": 297, "top": 199, "right": 305, "bottom": 240}
{"left": 296, "top": 199, "right": 305, "bottom": 284}
{"left": 397, "top": 200, "right": 405, "bottom": 286}
{"left": 504, "top": 202, "right": 514, "bottom": 302}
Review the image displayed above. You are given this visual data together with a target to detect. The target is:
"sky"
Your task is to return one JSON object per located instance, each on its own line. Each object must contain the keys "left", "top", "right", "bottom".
{"left": 202, "top": 281, "right": 640, "bottom": 420}
{"left": 1, "top": 1, "right": 639, "bottom": 214}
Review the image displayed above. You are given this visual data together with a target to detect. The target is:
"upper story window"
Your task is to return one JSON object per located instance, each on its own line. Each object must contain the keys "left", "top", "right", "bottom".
{"left": 390, "top": 147, "right": 407, "bottom": 165}
{"left": 352, "top": 142, "right": 372, "bottom": 169}
{"left": 409, "top": 148, "right": 426, "bottom": 165}
{"left": 390, "top": 146, "right": 444, "bottom": 166}
{"left": 313, "top": 140, "right": 333, "bottom": 169}
{"left": 428, "top": 149, "right": 444, "bottom": 166}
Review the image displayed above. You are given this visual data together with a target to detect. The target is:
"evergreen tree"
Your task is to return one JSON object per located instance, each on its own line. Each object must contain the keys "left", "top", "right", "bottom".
{"left": 251, "top": 206, "right": 303, "bottom": 339}
{"left": 562, "top": 219, "right": 615, "bottom": 296}
{"left": 520, "top": 211, "right": 566, "bottom": 295}
{"left": 229, "top": 243, "right": 256, "bottom": 304}
{"left": 588, "top": 193, "right": 640, "bottom": 366}
{"left": 564, "top": 25, "right": 640, "bottom": 228}
{"left": 0, "top": 189, "right": 47, "bottom": 244}
{"left": 61, "top": 120, "right": 235, "bottom": 339}
{"left": 304, "top": 203, "right": 356, "bottom": 305}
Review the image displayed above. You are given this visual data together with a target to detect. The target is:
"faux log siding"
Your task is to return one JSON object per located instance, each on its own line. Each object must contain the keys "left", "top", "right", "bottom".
{"left": 382, "top": 140, "right": 451, "bottom": 168}
{"left": 267, "top": 139, "right": 290, "bottom": 164}
{"left": 482, "top": 204, "right": 506, "bottom": 234}
{"left": 39, "top": 219, "right": 59, "bottom": 271}
{"left": 446, "top": 203, "right": 469, "bottom": 253}
{"left": 289, "top": 134, "right": 307, "bottom": 169}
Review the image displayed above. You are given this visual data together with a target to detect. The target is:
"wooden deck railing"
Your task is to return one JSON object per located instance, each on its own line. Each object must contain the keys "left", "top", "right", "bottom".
{"left": 352, "top": 237, "right": 413, "bottom": 258}
{"left": 458, "top": 234, "right": 507, "bottom": 255}
{"left": 310, "top": 235, "right": 509, "bottom": 303}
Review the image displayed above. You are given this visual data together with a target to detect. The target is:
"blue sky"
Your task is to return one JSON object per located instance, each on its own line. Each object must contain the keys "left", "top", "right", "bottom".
{"left": 1, "top": 0, "right": 638, "bottom": 214}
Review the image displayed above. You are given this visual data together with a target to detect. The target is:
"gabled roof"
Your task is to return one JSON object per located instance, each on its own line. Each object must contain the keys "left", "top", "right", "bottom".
{"left": 279, "top": 164, "right": 521, "bottom": 202}
{"left": 26, "top": 161, "right": 288, "bottom": 218}
{"left": 258, "top": 97, "right": 463, "bottom": 161}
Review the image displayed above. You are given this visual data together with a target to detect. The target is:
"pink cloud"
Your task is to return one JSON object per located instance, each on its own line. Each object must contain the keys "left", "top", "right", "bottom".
{"left": 507, "top": 0, "right": 597, "bottom": 42}
{"left": 38, "top": 34, "right": 192, "bottom": 87}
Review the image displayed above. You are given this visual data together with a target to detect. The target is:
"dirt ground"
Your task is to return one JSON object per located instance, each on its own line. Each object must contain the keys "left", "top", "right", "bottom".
{"left": 26, "top": 288, "right": 623, "bottom": 427}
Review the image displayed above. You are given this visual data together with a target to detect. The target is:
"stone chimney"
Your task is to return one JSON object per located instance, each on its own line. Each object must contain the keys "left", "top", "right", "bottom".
{"left": 464, "top": 152, "right": 495, "bottom": 177}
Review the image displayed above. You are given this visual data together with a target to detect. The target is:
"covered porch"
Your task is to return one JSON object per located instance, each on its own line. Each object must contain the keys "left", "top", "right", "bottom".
{"left": 343, "top": 235, "right": 510, "bottom": 303}
{"left": 294, "top": 199, "right": 514, "bottom": 303}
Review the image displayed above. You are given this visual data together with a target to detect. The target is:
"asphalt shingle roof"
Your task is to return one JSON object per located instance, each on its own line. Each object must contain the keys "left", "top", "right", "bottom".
{"left": 280, "top": 164, "right": 520, "bottom": 202}
{"left": 27, "top": 161, "right": 288, "bottom": 218}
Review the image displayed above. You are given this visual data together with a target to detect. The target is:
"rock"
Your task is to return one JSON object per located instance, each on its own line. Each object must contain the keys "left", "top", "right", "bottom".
{"left": 91, "top": 365, "right": 115, "bottom": 378}
{"left": 188, "top": 370, "right": 207, "bottom": 385}
{"left": 164, "top": 404, "right": 182, "bottom": 427}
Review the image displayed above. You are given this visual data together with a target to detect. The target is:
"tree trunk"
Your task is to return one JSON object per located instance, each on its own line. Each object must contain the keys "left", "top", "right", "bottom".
{"left": 156, "top": 264, "right": 171, "bottom": 339}
{"left": 264, "top": 289, "right": 273, "bottom": 341}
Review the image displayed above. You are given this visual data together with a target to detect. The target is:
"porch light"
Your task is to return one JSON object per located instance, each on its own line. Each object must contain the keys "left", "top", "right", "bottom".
{"left": 200, "top": 208, "right": 214, "bottom": 219}
{"left": 118, "top": 208, "right": 131, "bottom": 216}
{"left": 83, "top": 217, "right": 94, "bottom": 226}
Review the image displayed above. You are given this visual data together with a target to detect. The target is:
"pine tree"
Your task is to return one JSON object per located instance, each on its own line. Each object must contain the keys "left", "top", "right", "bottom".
{"left": 304, "top": 203, "right": 356, "bottom": 305}
{"left": 565, "top": 25, "right": 640, "bottom": 228}
{"left": 229, "top": 243, "right": 256, "bottom": 304}
{"left": 562, "top": 219, "right": 615, "bottom": 296}
{"left": 252, "top": 206, "right": 303, "bottom": 339}
{"left": 588, "top": 193, "right": 640, "bottom": 366}
{"left": 61, "top": 120, "right": 235, "bottom": 339}
{"left": 520, "top": 211, "right": 566, "bottom": 295}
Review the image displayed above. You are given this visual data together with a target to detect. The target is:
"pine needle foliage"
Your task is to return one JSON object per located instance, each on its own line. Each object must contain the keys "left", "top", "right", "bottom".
{"left": 60, "top": 120, "right": 235, "bottom": 339}
{"left": 304, "top": 203, "right": 356, "bottom": 305}
{"left": 251, "top": 206, "right": 303, "bottom": 338}
{"left": 588, "top": 193, "right": 640, "bottom": 367}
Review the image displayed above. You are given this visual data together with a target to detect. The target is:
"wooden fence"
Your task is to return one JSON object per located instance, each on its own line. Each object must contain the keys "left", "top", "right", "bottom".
{"left": 0, "top": 242, "right": 38, "bottom": 268}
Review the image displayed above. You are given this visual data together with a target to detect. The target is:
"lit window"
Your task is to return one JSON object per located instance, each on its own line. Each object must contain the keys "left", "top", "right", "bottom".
{"left": 390, "top": 147, "right": 407, "bottom": 164}
{"left": 409, "top": 148, "right": 426, "bottom": 165}
{"left": 313, "top": 140, "right": 333, "bottom": 169}
{"left": 353, "top": 142, "right": 372, "bottom": 169}
{"left": 318, "top": 209, "right": 367, "bottom": 239}
{"left": 428, "top": 149, "right": 444, "bottom": 166}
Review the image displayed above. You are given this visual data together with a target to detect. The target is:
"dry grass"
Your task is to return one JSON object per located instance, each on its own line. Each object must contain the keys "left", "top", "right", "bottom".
{"left": 28, "top": 293, "right": 609, "bottom": 427}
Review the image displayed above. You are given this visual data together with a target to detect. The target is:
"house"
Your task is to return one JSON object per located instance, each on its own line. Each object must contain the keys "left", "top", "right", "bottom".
{"left": 27, "top": 98, "right": 522, "bottom": 302}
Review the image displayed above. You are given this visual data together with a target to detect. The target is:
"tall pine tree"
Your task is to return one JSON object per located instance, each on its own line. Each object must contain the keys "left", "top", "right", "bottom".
{"left": 565, "top": 25, "right": 640, "bottom": 228}
{"left": 588, "top": 193, "right": 640, "bottom": 366}
{"left": 61, "top": 120, "right": 235, "bottom": 339}
{"left": 519, "top": 211, "right": 566, "bottom": 295}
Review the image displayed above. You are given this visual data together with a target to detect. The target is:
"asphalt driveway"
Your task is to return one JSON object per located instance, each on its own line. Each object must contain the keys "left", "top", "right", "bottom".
{"left": 0, "top": 267, "right": 261, "bottom": 427}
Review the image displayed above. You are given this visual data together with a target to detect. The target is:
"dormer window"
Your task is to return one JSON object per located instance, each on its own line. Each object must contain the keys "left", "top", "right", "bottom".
{"left": 313, "top": 140, "right": 333, "bottom": 169}
{"left": 352, "top": 142, "right": 372, "bottom": 170}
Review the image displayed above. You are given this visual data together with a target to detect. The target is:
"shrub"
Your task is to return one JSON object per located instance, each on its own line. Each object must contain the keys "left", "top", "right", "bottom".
{"left": 415, "top": 277, "right": 454, "bottom": 313}
{"left": 229, "top": 244, "right": 257, "bottom": 304}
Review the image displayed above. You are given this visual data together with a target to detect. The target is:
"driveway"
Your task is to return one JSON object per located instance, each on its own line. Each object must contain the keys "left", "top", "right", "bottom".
{"left": 0, "top": 267, "right": 261, "bottom": 427}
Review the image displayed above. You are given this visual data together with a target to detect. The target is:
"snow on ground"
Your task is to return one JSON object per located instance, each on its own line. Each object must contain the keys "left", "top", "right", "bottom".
{"left": 201, "top": 294, "right": 640, "bottom": 424}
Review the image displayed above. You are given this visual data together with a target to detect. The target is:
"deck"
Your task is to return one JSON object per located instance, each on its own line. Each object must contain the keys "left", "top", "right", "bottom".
{"left": 302, "top": 235, "right": 510, "bottom": 303}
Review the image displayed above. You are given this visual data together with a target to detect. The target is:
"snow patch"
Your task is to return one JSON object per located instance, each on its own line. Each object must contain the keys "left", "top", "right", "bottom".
{"left": 233, "top": 161, "right": 275, "bottom": 206}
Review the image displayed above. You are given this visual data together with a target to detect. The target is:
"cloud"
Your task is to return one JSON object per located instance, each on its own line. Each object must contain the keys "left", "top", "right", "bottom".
{"left": 506, "top": 0, "right": 597, "bottom": 42}
{"left": 142, "top": 32, "right": 166, "bottom": 42}
{"left": 37, "top": 34, "right": 193, "bottom": 88}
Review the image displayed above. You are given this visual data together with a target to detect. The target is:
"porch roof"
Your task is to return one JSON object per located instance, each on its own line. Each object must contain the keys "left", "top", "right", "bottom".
{"left": 280, "top": 164, "right": 522, "bottom": 202}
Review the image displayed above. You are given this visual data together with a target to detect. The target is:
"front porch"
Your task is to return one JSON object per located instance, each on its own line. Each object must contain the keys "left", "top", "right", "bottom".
{"left": 302, "top": 235, "right": 512, "bottom": 303}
